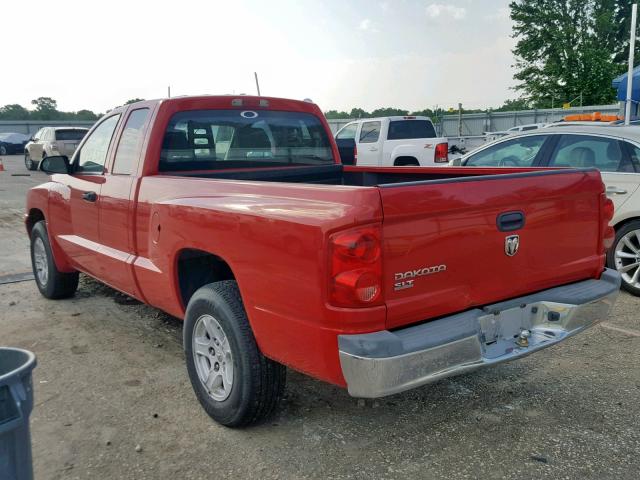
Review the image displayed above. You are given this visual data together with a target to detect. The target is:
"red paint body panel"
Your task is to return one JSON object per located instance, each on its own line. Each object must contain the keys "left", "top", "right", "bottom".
{"left": 26, "top": 96, "right": 608, "bottom": 388}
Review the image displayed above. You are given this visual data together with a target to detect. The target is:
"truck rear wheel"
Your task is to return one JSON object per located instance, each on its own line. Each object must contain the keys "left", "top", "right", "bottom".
{"left": 30, "top": 221, "right": 79, "bottom": 299}
{"left": 184, "top": 281, "right": 286, "bottom": 427}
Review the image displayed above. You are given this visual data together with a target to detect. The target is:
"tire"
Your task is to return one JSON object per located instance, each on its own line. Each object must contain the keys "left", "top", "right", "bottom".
{"left": 0, "top": 145, "right": 6, "bottom": 155}
{"left": 24, "top": 152, "right": 36, "bottom": 171}
{"left": 394, "top": 157, "right": 419, "bottom": 166}
{"left": 184, "top": 281, "right": 286, "bottom": 427}
{"left": 607, "top": 220, "right": 640, "bottom": 296}
{"left": 30, "top": 221, "right": 79, "bottom": 299}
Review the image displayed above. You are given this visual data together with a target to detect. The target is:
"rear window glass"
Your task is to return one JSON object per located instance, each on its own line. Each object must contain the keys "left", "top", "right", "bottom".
{"left": 387, "top": 120, "right": 436, "bottom": 140}
{"left": 160, "top": 110, "right": 334, "bottom": 171}
{"left": 55, "top": 129, "right": 87, "bottom": 141}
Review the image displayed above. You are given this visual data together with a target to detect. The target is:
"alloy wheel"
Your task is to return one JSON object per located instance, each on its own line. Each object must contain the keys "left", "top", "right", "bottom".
{"left": 192, "top": 314, "right": 234, "bottom": 401}
{"left": 614, "top": 229, "right": 640, "bottom": 289}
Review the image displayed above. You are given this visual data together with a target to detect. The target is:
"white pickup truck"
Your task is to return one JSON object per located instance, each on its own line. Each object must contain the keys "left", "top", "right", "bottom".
{"left": 334, "top": 116, "right": 449, "bottom": 167}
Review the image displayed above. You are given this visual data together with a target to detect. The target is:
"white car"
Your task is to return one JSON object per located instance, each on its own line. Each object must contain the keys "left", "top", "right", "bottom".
{"left": 453, "top": 125, "right": 640, "bottom": 295}
{"left": 334, "top": 116, "right": 449, "bottom": 167}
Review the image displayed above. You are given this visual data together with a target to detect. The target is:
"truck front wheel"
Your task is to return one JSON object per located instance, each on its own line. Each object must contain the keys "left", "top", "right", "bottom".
{"left": 184, "top": 281, "right": 286, "bottom": 427}
{"left": 30, "top": 221, "right": 79, "bottom": 299}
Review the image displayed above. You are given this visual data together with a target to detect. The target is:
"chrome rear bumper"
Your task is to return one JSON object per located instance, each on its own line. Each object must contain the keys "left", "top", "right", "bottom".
{"left": 339, "top": 269, "right": 621, "bottom": 398}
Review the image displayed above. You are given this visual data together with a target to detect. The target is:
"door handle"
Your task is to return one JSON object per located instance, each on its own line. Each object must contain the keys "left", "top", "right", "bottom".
{"left": 606, "top": 186, "right": 628, "bottom": 195}
{"left": 369, "top": 147, "right": 378, "bottom": 152}
{"left": 82, "top": 191, "right": 98, "bottom": 202}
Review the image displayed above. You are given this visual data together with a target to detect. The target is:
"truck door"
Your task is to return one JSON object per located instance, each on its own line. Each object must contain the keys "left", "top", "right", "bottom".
{"left": 56, "top": 114, "right": 121, "bottom": 278}
{"left": 355, "top": 120, "right": 382, "bottom": 166}
{"left": 98, "top": 107, "right": 152, "bottom": 298}
{"left": 335, "top": 122, "right": 358, "bottom": 165}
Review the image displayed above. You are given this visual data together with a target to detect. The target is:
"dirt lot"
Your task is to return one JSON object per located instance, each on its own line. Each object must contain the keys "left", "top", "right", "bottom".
{"left": 1, "top": 153, "right": 639, "bottom": 479}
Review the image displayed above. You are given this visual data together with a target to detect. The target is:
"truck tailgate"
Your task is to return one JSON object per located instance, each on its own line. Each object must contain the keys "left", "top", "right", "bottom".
{"left": 380, "top": 169, "right": 605, "bottom": 329}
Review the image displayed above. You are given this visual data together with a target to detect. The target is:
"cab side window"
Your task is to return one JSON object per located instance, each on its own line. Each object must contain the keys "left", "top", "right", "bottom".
{"left": 359, "top": 121, "right": 381, "bottom": 143}
{"left": 112, "top": 109, "right": 150, "bottom": 175}
{"left": 336, "top": 123, "right": 358, "bottom": 140}
{"left": 75, "top": 115, "right": 120, "bottom": 173}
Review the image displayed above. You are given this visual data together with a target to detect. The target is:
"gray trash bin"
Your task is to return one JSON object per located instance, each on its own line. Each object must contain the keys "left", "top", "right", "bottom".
{"left": 0, "top": 348, "right": 37, "bottom": 480}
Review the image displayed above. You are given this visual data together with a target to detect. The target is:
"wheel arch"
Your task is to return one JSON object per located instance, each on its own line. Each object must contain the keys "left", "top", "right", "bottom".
{"left": 613, "top": 215, "right": 640, "bottom": 231}
{"left": 393, "top": 155, "right": 420, "bottom": 166}
{"left": 174, "top": 248, "right": 237, "bottom": 311}
{"left": 25, "top": 208, "right": 45, "bottom": 236}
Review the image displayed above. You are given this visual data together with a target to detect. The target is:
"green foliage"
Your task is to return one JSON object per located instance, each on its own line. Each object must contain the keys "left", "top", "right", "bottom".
{"left": 0, "top": 104, "right": 30, "bottom": 120}
{"left": 124, "top": 98, "right": 145, "bottom": 105}
{"left": 0, "top": 98, "right": 103, "bottom": 121}
{"left": 494, "top": 98, "right": 531, "bottom": 112}
{"left": 510, "top": 0, "right": 632, "bottom": 107}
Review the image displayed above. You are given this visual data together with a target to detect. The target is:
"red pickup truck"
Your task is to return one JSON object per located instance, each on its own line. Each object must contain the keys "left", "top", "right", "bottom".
{"left": 26, "top": 96, "right": 620, "bottom": 427}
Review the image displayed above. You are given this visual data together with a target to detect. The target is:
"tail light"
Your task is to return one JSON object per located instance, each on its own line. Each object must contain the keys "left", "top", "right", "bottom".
{"left": 601, "top": 195, "right": 615, "bottom": 251}
{"left": 434, "top": 142, "right": 448, "bottom": 163}
{"left": 329, "top": 225, "right": 383, "bottom": 307}
{"left": 353, "top": 144, "right": 358, "bottom": 165}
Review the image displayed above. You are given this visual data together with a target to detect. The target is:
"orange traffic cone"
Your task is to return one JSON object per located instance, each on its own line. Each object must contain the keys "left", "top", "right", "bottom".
{"left": 0, "top": 159, "right": 4, "bottom": 172}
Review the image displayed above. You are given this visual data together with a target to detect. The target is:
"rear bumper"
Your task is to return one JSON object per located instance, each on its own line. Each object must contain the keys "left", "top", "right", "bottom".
{"left": 338, "top": 269, "right": 621, "bottom": 398}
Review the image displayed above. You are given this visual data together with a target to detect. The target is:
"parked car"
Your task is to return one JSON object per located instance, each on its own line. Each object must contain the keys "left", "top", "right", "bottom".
{"left": 452, "top": 125, "right": 640, "bottom": 295}
{"left": 485, "top": 123, "right": 547, "bottom": 139}
{"left": 27, "top": 96, "right": 619, "bottom": 427}
{"left": 334, "top": 116, "right": 448, "bottom": 166}
{"left": 24, "top": 127, "right": 89, "bottom": 170}
{"left": 0, "top": 132, "right": 29, "bottom": 155}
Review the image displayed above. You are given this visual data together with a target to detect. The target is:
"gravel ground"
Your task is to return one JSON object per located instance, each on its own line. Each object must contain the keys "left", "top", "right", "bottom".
{"left": 1, "top": 154, "right": 639, "bottom": 479}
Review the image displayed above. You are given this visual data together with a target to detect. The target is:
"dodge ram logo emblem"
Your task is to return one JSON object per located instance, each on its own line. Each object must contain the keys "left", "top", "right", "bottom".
{"left": 505, "top": 235, "right": 520, "bottom": 257}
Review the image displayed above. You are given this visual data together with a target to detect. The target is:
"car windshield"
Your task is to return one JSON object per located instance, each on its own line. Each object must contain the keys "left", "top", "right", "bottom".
{"left": 55, "top": 129, "right": 87, "bottom": 141}
{"left": 160, "top": 109, "right": 334, "bottom": 171}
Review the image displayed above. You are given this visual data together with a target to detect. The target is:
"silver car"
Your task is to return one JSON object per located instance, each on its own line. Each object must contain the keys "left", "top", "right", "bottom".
{"left": 24, "top": 127, "right": 88, "bottom": 170}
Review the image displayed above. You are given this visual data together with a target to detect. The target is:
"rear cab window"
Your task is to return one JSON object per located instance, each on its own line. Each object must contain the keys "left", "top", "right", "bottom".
{"left": 387, "top": 120, "right": 436, "bottom": 140}
{"left": 159, "top": 109, "right": 334, "bottom": 171}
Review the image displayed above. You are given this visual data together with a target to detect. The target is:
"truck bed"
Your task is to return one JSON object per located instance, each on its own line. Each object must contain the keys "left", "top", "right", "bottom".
{"left": 162, "top": 163, "right": 532, "bottom": 186}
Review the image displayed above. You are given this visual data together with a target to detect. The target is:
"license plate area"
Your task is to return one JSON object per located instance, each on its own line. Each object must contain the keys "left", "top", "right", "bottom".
{"left": 478, "top": 306, "right": 533, "bottom": 359}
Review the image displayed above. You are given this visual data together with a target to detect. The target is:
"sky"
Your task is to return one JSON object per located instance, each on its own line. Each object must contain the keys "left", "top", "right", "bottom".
{"left": 1, "top": 0, "right": 515, "bottom": 114}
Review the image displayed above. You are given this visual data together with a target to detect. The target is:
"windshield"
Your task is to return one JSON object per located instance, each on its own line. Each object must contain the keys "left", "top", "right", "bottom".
{"left": 160, "top": 109, "right": 334, "bottom": 171}
{"left": 55, "top": 129, "right": 87, "bottom": 141}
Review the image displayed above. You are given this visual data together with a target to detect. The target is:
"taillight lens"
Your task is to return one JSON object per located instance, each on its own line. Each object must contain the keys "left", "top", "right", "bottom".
{"left": 434, "top": 142, "right": 448, "bottom": 163}
{"left": 353, "top": 144, "right": 358, "bottom": 165}
{"left": 601, "top": 195, "right": 615, "bottom": 251}
{"left": 329, "top": 225, "right": 383, "bottom": 307}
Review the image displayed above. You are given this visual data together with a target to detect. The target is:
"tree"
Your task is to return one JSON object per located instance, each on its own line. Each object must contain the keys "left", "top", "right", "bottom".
{"left": 494, "top": 98, "right": 531, "bottom": 112}
{"left": 0, "top": 104, "right": 30, "bottom": 120}
{"left": 30, "top": 97, "right": 59, "bottom": 120}
{"left": 349, "top": 108, "right": 369, "bottom": 118}
{"left": 370, "top": 107, "right": 409, "bottom": 117}
{"left": 510, "top": 0, "right": 620, "bottom": 107}
{"left": 75, "top": 109, "right": 99, "bottom": 120}
{"left": 324, "top": 109, "right": 350, "bottom": 119}
{"left": 124, "top": 98, "right": 145, "bottom": 105}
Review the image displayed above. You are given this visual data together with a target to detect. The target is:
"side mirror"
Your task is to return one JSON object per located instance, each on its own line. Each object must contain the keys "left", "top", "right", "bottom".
{"left": 39, "top": 155, "right": 70, "bottom": 174}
